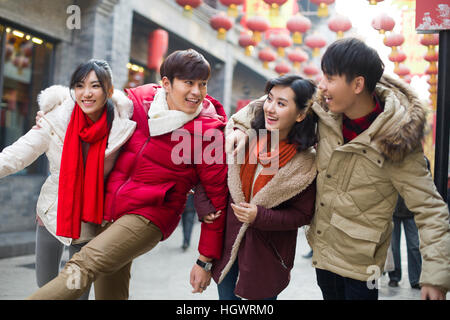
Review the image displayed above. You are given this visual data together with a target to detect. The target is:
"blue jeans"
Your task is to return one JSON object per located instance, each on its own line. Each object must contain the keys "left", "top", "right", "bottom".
{"left": 316, "top": 268, "right": 378, "bottom": 300}
{"left": 181, "top": 194, "right": 196, "bottom": 247}
{"left": 388, "top": 216, "right": 422, "bottom": 286}
{"left": 217, "top": 259, "right": 277, "bottom": 300}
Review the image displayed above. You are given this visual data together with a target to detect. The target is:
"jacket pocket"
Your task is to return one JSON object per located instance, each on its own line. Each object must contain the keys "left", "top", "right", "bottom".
{"left": 119, "top": 181, "right": 177, "bottom": 208}
{"left": 328, "top": 213, "right": 382, "bottom": 264}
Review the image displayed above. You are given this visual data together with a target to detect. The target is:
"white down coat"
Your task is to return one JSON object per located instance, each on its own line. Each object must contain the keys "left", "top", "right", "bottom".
{"left": 0, "top": 85, "right": 136, "bottom": 245}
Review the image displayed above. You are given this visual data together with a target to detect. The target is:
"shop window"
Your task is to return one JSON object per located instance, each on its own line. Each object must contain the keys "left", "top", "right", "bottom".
{"left": 124, "top": 61, "right": 154, "bottom": 89}
{"left": 0, "top": 24, "right": 54, "bottom": 174}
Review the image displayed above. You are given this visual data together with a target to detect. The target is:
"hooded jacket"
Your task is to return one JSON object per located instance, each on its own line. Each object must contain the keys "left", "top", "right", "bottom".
{"left": 308, "top": 74, "right": 450, "bottom": 290}
{"left": 0, "top": 85, "right": 136, "bottom": 245}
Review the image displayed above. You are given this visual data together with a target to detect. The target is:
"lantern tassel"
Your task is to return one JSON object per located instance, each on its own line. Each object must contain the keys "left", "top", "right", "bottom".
{"left": 317, "top": 4, "right": 329, "bottom": 18}
{"left": 293, "top": 32, "right": 303, "bottom": 44}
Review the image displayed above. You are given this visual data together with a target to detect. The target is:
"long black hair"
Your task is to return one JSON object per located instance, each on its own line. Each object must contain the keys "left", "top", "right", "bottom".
{"left": 251, "top": 74, "right": 317, "bottom": 152}
{"left": 69, "top": 59, "right": 115, "bottom": 128}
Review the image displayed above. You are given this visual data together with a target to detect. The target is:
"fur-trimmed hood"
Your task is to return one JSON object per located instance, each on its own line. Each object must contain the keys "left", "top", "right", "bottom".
{"left": 313, "top": 74, "right": 428, "bottom": 162}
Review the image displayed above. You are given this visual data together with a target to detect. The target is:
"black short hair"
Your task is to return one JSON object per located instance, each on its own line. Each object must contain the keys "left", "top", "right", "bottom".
{"left": 251, "top": 74, "right": 317, "bottom": 152}
{"left": 70, "top": 59, "right": 115, "bottom": 128}
{"left": 160, "top": 49, "right": 211, "bottom": 83}
{"left": 321, "top": 37, "right": 384, "bottom": 93}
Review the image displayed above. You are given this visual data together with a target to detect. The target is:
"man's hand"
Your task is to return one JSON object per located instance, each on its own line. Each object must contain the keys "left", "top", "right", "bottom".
{"left": 231, "top": 202, "right": 257, "bottom": 224}
{"left": 225, "top": 129, "right": 248, "bottom": 156}
{"left": 190, "top": 256, "right": 212, "bottom": 294}
{"left": 202, "top": 210, "right": 221, "bottom": 224}
{"left": 421, "top": 284, "right": 446, "bottom": 300}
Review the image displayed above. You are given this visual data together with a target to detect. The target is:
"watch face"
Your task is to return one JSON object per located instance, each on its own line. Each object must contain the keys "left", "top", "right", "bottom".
{"left": 205, "top": 263, "right": 212, "bottom": 272}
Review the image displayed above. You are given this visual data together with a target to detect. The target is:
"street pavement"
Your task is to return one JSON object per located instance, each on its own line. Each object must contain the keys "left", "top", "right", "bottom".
{"left": 0, "top": 221, "right": 443, "bottom": 300}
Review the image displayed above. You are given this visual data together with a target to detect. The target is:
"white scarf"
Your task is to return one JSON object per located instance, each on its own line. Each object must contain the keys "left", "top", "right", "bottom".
{"left": 147, "top": 87, "right": 203, "bottom": 136}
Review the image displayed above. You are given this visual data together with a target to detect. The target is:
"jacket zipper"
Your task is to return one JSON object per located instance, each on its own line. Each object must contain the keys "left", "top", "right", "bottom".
{"left": 269, "top": 240, "right": 288, "bottom": 270}
{"left": 110, "top": 137, "right": 151, "bottom": 221}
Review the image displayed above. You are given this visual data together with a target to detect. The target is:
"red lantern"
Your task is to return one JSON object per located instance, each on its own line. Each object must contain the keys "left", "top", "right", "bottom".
{"left": 303, "top": 63, "right": 320, "bottom": 78}
{"left": 286, "top": 14, "right": 311, "bottom": 44}
{"left": 239, "top": 32, "right": 257, "bottom": 56}
{"left": 427, "top": 76, "right": 437, "bottom": 86}
{"left": 420, "top": 34, "right": 439, "bottom": 55}
{"left": 371, "top": 13, "right": 395, "bottom": 34}
{"left": 258, "top": 47, "right": 277, "bottom": 69}
{"left": 402, "top": 74, "right": 412, "bottom": 84}
{"left": 388, "top": 49, "right": 406, "bottom": 73}
{"left": 368, "top": 0, "right": 384, "bottom": 4}
{"left": 384, "top": 33, "right": 404, "bottom": 54}
{"left": 269, "top": 33, "right": 292, "bottom": 57}
{"left": 219, "top": 0, "right": 244, "bottom": 17}
{"left": 246, "top": 15, "right": 270, "bottom": 44}
{"left": 328, "top": 15, "right": 352, "bottom": 39}
{"left": 305, "top": 34, "right": 327, "bottom": 57}
{"left": 394, "top": 64, "right": 410, "bottom": 78}
{"left": 288, "top": 48, "right": 308, "bottom": 71}
{"left": 310, "top": 0, "right": 335, "bottom": 18}
{"left": 424, "top": 51, "right": 439, "bottom": 63}
{"left": 210, "top": 12, "right": 233, "bottom": 40}
{"left": 263, "top": 0, "right": 288, "bottom": 16}
{"left": 176, "top": 0, "right": 203, "bottom": 14}
{"left": 275, "top": 61, "right": 291, "bottom": 75}
{"left": 426, "top": 64, "right": 438, "bottom": 75}
{"left": 148, "top": 29, "right": 169, "bottom": 72}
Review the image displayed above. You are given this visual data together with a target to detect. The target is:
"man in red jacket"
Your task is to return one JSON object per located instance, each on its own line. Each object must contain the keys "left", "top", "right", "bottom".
{"left": 28, "top": 49, "right": 228, "bottom": 300}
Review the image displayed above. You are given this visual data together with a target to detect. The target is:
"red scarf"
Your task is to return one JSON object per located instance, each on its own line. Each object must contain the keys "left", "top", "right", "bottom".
{"left": 56, "top": 103, "right": 109, "bottom": 239}
{"left": 240, "top": 134, "right": 297, "bottom": 203}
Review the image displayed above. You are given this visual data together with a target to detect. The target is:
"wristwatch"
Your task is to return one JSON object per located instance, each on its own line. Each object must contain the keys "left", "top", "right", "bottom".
{"left": 196, "top": 259, "right": 213, "bottom": 272}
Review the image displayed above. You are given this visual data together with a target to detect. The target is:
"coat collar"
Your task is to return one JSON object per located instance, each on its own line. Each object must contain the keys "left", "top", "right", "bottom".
{"left": 228, "top": 147, "right": 317, "bottom": 209}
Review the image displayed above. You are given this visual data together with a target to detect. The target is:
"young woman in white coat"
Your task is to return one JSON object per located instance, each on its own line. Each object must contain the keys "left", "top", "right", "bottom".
{"left": 0, "top": 59, "right": 136, "bottom": 299}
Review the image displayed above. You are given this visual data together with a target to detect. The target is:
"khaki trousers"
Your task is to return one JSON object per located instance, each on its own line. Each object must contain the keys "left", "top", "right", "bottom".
{"left": 27, "top": 214, "right": 162, "bottom": 300}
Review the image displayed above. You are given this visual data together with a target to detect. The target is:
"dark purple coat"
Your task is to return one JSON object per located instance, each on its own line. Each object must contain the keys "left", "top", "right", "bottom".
{"left": 195, "top": 148, "right": 317, "bottom": 299}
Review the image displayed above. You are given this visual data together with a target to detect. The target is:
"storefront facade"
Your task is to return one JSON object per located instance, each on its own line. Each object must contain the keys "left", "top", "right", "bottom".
{"left": 0, "top": 0, "right": 271, "bottom": 256}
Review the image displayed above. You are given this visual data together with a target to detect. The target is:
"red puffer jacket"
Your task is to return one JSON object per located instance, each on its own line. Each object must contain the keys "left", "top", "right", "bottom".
{"left": 103, "top": 84, "right": 228, "bottom": 259}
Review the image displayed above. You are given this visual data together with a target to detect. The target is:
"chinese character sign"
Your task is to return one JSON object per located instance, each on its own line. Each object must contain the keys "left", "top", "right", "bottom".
{"left": 416, "top": 0, "right": 450, "bottom": 32}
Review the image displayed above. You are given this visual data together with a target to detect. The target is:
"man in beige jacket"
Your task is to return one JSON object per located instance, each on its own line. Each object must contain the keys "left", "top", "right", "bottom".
{"left": 227, "top": 38, "right": 449, "bottom": 300}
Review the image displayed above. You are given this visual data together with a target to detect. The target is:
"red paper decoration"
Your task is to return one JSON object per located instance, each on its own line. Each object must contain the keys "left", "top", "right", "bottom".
{"left": 286, "top": 14, "right": 311, "bottom": 44}
{"left": 269, "top": 33, "right": 293, "bottom": 57}
{"left": 328, "top": 15, "right": 352, "bottom": 39}
{"left": 310, "top": 0, "right": 335, "bottom": 18}
{"left": 305, "top": 34, "right": 327, "bottom": 57}
{"left": 210, "top": 12, "right": 233, "bottom": 40}
{"left": 371, "top": 13, "right": 395, "bottom": 34}
{"left": 258, "top": 47, "right": 277, "bottom": 69}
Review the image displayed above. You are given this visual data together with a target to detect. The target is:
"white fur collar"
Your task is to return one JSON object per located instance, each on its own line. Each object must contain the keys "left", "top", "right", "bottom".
{"left": 147, "top": 87, "right": 203, "bottom": 136}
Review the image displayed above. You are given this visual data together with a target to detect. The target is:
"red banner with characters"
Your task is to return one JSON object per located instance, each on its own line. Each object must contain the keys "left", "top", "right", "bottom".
{"left": 416, "top": 0, "right": 450, "bottom": 32}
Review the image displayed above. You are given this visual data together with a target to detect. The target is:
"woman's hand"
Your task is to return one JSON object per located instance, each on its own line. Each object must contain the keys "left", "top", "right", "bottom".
{"left": 202, "top": 210, "right": 221, "bottom": 224}
{"left": 231, "top": 202, "right": 257, "bottom": 224}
